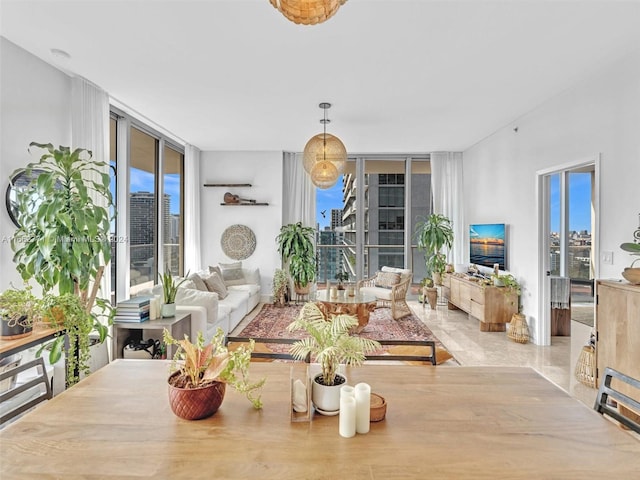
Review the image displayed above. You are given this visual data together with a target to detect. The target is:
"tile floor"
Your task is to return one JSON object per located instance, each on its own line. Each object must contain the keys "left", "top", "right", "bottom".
{"left": 408, "top": 299, "right": 598, "bottom": 409}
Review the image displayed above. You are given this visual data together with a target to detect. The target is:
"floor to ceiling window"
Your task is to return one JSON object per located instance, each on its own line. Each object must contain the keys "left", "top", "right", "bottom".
{"left": 110, "top": 109, "right": 184, "bottom": 300}
{"left": 316, "top": 156, "right": 431, "bottom": 286}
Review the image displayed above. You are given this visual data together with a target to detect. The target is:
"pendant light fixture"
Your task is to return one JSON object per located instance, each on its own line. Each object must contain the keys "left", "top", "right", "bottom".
{"left": 303, "top": 102, "right": 347, "bottom": 189}
{"left": 269, "top": 0, "right": 348, "bottom": 26}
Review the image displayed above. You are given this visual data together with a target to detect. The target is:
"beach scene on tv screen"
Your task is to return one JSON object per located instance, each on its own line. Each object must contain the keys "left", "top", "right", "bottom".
{"left": 469, "top": 223, "right": 506, "bottom": 269}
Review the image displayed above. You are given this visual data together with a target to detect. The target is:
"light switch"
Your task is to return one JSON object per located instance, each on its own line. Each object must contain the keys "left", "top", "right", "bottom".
{"left": 601, "top": 251, "right": 613, "bottom": 265}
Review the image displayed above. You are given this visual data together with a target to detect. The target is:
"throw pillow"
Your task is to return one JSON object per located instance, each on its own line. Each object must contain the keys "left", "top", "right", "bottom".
{"left": 204, "top": 272, "right": 228, "bottom": 299}
{"left": 374, "top": 271, "right": 401, "bottom": 288}
{"left": 188, "top": 273, "right": 208, "bottom": 292}
{"left": 209, "top": 265, "right": 223, "bottom": 278}
{"left": 174, "top": 288, "right": 219, "bottom": 326}
{"left": 219, "top": 261, "right": 246, "bottom": 286}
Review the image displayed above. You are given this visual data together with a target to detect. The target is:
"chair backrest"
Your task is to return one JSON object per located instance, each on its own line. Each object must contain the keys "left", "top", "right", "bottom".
{"left": 594, "top": 367, "right": 640, "bottom": 434}
{"left": 0, "top": 357, "right": 52, "bottom": 426}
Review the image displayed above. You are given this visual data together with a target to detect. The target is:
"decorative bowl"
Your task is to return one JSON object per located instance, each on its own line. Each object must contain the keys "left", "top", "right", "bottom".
{"left": 370, "top": 392, "right": 387, "bottom": 422}
{"left": 622, "top": 267, "right": 640, "bottom": 285}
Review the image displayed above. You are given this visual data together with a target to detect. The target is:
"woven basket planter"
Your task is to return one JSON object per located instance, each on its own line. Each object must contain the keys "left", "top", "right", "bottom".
{"left": 507, "top": 313, "right": 529, "bottom": 344}
{"left": 168, "top": 372, "right": 226, "bottom": 420}
{"left": 269, "top": 0, "right": 347, "bottom": 25}
{"left": 574, "top": 345, "right": 596, "bottom": 388}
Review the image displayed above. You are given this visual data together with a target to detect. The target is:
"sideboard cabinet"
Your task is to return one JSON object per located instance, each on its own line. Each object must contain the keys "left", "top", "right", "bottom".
{"left": 442, "top": 274, "right": 518, "bottom": 331}
{"left": 595, "top": 280, "right": 640, "bottom": 422}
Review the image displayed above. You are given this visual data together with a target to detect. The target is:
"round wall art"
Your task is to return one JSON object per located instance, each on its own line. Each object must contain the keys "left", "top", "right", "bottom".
{"left": 221, "top": 224, "right": 257, "bottom": 260}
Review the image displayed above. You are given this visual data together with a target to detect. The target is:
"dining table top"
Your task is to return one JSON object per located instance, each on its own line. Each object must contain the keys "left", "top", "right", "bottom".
{"left": 1, "top": 360, "right": 639, "bottom": 479}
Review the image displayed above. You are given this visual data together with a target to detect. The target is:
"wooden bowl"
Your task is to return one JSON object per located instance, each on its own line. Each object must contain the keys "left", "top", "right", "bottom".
{"left": 370, "top": 393, "right": 387, "bottom": 422}
{"left": 622, "top": 267, "right": 640, "bottom": 285}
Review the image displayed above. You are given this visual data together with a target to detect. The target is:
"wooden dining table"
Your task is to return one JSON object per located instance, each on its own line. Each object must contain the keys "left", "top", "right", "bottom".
{"left": 1, "top": 360, "right": 639, "bottom": 479}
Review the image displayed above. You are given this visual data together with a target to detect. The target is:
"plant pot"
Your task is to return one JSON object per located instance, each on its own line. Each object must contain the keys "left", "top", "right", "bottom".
{"left": 167, "top": 371, "right": 226, "bottom": 420}
{"left": 312, "top": 373, "right": 346, "bottom": 414}
{"left": 424, "top": 287, "right": 438, "bottom": 310}
{"left": 1, "top": 316, "right": 33, "bottom": 340}
{"left": 507, "top": 313, "right": 529, "bottom": 344}
{"left": 622, "top": 267, "right": 640, "bottom": 285}
{"left": 161, "top": 303, "right": 176, "bottom": 318}
{"left": 294, "top": 283, "right": 311, "bottom": 295}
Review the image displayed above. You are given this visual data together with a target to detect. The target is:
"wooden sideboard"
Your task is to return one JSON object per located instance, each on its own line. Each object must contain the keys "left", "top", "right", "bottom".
{"left": 442, "top": 274, "right": 518, "bottom": 331}
{"left": 595, "top": 280, "right": 640, "bottom": 423}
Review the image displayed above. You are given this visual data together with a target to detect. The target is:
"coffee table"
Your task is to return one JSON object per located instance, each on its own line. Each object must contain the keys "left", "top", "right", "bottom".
{"left": 313, "top": 290, "right": 377, "bottom": 333}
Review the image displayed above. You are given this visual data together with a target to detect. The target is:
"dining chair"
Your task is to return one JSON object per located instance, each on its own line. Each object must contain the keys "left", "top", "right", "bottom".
{"left": 0, "top": 357, "right": 52, "bottom": 426}
{"left": 594, "top": 367, "right": 640, "bottom": 434}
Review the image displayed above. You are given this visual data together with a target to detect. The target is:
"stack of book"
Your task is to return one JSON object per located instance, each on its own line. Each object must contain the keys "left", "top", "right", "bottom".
{"left": 114, "top": 296, "right": 152, "bottom": 323}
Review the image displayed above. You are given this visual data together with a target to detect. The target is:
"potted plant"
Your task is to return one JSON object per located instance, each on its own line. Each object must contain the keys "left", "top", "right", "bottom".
{"left": 620, "top": 240, "right": 640, "bottom": 285}
{"left": 415, "top": 213, "right": 454, "bottom": 286}
{"left": 276, "top": 222, "right": 316, "bottom": 294}
{"left": 158, "top": 268, "right": 190, "bottom": 317}
{"left": 286, "top": 302, "right": 381, "bottom": 414}
{"left": 335, "top": 269, "right": 349, "bottom": 290}
{"left": 272, "top": 268, "right": 288, "bottom": 307}
{"left": 0, "top": 284, "right": 39, "bottom": 340}
{"left": 9, "top": 143, "right": 113, "bottom": 384}
{"left": 490, "top": 273, "right": 529, "bottom": 343}
{"left": 163, "top": 328, "right": 266, "bottom": 420}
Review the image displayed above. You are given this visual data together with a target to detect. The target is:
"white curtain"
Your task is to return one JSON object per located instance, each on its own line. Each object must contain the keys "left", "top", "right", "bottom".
{"left": 282, "top": 152, "right": 315, "bottom": 227}
{"left": 431, "top": 152, "right": 465, "bottom": 266}
{"left": 184, "top": 144, "right": 202, "bottom": 272}
{"left": 70, "top": 76, "right": 111, "bottom": 304}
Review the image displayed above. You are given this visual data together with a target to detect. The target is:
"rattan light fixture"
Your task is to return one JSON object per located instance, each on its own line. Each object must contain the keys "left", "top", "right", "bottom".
{"left": 303, "top": 102, "right": 347, "bottom": 189}
{"left": 269, "top": 0, "right": 348, "bottom": 25}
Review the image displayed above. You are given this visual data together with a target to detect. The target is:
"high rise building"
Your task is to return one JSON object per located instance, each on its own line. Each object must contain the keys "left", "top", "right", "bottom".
{"left": 331, "top": 209, "right": 342, "bottom": 230}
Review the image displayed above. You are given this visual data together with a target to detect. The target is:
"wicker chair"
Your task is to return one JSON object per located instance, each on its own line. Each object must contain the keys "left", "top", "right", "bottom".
{"left": 357, "top": 267, "right": 412, "bottom": 320}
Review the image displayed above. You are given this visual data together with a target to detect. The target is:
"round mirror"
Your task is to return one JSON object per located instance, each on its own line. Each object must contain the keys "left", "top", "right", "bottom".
{"left": 5, "top": 169, "right": 45, "bottom": 228}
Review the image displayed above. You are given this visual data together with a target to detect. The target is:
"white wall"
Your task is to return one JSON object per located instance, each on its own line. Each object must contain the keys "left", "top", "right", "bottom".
{"left": 199, "top": 151, "right": 283, "bottom": 299}
{"left": 0, "top": 38, "right": 72, "bottom": 291}
{"left": 463, "top": 49, "right": 640, "bottom": 345}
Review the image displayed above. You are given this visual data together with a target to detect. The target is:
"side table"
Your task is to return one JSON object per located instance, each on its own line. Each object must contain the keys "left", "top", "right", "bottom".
{"left": 112, "top": 313, "right": 191, "bottom": 359}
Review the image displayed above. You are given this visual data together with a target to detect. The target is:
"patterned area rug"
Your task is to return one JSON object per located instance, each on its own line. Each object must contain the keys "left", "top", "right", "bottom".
{"left": 234, "top": 304, "right": 456, "bottom": 365}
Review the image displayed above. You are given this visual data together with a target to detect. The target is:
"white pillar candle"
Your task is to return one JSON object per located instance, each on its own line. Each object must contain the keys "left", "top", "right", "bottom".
{"left": 339, "top": 395, "right": 356, "bottom": 438}
{"left": 340, "top": 385, "right": 355, "bottom": 399}
{"left": 355, "top": 382, "right": 371, "bottom": 434}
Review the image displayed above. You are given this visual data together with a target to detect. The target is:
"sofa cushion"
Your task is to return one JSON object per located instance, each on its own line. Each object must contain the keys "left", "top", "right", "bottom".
{"left": 227, "top": 284, "right": 260, "bottom": 296}
{"left": 375, "top": 271, "right": 401, "bottom": 288}
{"left": 381, "top": 266, "right": 412, "bottom": 283}
{"left": 175, "top": 288, "right": 219, "bottom": 329}
{"left": 243, "top": 267, "right": 260, "bottom": 285}
{"left": 360, "top": 286, "right": 393, "bottom": 301}
{"left": 219, "top": 261, "right": 246, "bottom": 286}
{"left": 188, "top": 273, "right": 208, "bottom": 292}
{"left": 203, "top": 272, "right": 228, "bottom": 299}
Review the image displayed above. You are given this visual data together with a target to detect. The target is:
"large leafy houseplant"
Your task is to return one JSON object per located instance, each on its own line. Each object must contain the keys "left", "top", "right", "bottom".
{"left": 415, "top": 213, "right": 454, "bottom": 283}
{"left": 276, "top": 222, "right": 316, "bottom": 291}
{"left": 9, "top": 143, "right": 114, "bottom": 384}
{"left": 163, "top": 328, "right": 266, "bottom": 417}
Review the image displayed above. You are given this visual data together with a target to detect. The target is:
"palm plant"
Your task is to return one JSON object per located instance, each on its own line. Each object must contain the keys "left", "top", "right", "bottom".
{"left": 287, "top": 302, "right": 380, "bottom": 386}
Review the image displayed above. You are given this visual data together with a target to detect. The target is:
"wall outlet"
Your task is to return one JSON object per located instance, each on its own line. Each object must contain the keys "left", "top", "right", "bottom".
{"left": 601, "top": 251, "right": 614, "bottom": 265}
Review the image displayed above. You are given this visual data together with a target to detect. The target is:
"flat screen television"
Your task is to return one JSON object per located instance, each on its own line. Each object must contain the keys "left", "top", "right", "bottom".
{"left": 469, "top": 223, "right": 507, "bottom": 270}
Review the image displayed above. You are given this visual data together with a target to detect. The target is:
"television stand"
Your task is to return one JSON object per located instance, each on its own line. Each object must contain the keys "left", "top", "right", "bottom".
{"left": 442, "top": 274, "right": 518, "bottom": 331}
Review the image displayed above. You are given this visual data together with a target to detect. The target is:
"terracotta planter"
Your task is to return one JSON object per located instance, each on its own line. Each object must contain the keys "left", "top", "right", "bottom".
{"left": 1, "top": 316, "right": 33, "bottom": 340}
{"left": 168, "top": 372, "right": 226, "bottom": 420}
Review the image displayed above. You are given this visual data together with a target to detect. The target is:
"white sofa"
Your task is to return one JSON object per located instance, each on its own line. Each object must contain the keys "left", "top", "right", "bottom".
{"left": 139, "top": 265, "right": 261, "bottom": 341}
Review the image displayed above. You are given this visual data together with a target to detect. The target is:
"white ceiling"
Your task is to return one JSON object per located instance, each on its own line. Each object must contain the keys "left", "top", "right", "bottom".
{"left": 2, "top": 0, "right": 640, "bottom": 153}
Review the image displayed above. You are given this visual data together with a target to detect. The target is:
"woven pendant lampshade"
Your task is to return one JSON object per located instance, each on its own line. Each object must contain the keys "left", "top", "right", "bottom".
{"left": 303, "top": 132, "right": 347, "bottom": 175}
{"left": 310, "top": 160, "right": 339, "bottom": 189}
{"left": 269, "top": 0, "right": 348, "bottom": 25}
{"left": 303, "top": 102, "right": 347, "bottom": 189}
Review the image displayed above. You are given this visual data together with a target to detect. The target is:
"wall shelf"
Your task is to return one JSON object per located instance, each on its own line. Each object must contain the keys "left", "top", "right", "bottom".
{"left": 220, "top": 202, "right": 269, "bottom": 206}
{"left": 204, "top": 183, "right": 252, "bottom": 187}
